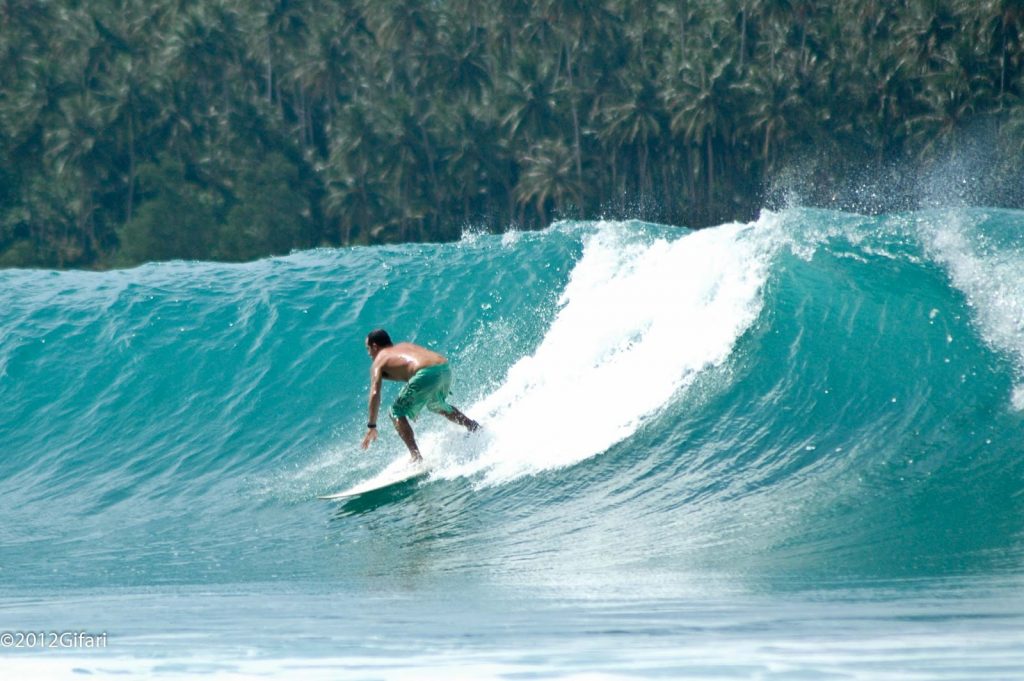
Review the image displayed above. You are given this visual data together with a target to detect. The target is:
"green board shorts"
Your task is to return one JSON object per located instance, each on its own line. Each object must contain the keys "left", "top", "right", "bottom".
{"left": 390, "top": 363, "right": 455, "bottom": 420}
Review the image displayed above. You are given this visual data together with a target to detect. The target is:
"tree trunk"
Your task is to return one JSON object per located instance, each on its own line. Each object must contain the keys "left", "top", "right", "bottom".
{"left": 266, "top": 35, "right": 273, "bottom": 103}
{"left": 1001, "top": 27, "right": 1007, "bottom": 106}
{"left": 566, "top": 44, "right": 584, "bottom": 199}
{"left": 739, "top": 6, "right": 746, "bottom": 69}
{"left": 127, "top": 107, "right": 136, "bottom": 223}
{"left": 679, "top": 0, "right": 687, "bottom": 51}
{"left": 706, "top": 135, "right": 714, "bottom": 213}
{"left": 639, "top": 140, "right": 649, "bottom": 198}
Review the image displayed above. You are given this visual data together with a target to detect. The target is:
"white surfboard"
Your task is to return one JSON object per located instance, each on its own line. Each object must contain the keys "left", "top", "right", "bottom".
{"left": 318, "top": 457, "right": 431, "bottom": 501}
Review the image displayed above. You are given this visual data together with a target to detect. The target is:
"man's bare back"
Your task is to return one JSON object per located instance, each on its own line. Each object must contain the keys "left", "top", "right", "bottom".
{"left": 372, "top": 342, "right": 447, "bottom": 382}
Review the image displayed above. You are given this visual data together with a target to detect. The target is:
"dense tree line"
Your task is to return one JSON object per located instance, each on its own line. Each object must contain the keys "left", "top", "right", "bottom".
{"left": 2, "top": 0, "right": 1023, "bottom": 268}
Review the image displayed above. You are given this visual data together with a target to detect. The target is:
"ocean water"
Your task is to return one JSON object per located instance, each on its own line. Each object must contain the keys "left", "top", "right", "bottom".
{"left": 2, "top": 208, "right": 1023, "bottom": 679}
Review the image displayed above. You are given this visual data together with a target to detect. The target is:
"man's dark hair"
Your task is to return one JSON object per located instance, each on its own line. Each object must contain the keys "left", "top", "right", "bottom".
{"left": 366, "top": 329, "right": 394, "bottom": 347}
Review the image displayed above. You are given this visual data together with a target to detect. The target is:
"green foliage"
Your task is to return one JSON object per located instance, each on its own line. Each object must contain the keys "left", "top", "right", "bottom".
{"left": 221, "top": 152, "right": 311, "bottom": 261}
{"left": 117, "top": 156, "right": 221, "bottom": 265}
{"left": 0, "top": 240, "right": 35, "bottom": 268}
{"left": 1, "top": 0, "right": 1024, "bottom": 269}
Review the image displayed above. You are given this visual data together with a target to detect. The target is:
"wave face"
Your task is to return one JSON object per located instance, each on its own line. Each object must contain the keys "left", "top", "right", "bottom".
{"left": 2, "top": 208, "right": 1023, "bottom": 592}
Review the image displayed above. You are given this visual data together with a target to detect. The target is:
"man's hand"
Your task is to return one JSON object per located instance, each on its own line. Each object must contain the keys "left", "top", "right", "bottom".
{"left": 361, "top": 428, "right": 378, "bottom": 449}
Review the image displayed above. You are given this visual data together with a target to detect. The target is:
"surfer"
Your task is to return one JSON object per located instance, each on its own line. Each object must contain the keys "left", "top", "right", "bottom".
{"left": 361, "top": 329, "right": 479, "bottom": 461}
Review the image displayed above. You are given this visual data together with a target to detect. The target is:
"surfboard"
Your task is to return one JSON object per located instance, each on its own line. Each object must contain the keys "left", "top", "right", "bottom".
{"left": 318, "top": 457, "right": 431, "bottom": 501}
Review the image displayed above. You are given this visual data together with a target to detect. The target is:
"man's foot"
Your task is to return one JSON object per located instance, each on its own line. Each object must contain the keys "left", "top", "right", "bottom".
{"left": 443, "top": 408, "right": 479, "bottom": 433}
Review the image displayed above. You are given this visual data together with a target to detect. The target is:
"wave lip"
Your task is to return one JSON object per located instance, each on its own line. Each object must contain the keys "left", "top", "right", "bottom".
{"left": 916, "top": 209, "right": 1024, "bottom": 409}
{"left": 432, "top": 218, "right": 777, "bottom": 485}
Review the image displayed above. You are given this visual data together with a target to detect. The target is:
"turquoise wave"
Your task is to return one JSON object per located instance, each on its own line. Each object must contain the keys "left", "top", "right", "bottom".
{"left": 1, "top": 209, "right": 1022, "bottom": 591}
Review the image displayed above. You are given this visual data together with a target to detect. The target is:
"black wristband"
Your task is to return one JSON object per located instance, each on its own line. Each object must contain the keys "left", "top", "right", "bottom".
{"left": 367, "top": 423, "right": 377, "bottom": 429}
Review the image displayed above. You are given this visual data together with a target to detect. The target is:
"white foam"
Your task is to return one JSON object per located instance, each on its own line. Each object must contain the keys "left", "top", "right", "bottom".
{"left": 432, "top": 219, "right": 776, "bottom": 484}
{"left": 919, "top": 212, "right": 1024, "bottom": 410}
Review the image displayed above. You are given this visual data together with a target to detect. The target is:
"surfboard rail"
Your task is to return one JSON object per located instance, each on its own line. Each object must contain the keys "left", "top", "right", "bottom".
{"left": 319, "top": 458, "right": 431, "bottom": 500}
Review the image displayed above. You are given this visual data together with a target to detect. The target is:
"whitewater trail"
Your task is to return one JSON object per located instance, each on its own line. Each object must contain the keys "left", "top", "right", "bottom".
{"left": 422, "top": 217, "right": 780, "bottom": 485}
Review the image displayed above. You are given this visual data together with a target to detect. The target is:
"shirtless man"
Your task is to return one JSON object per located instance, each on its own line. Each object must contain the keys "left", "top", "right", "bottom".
{"left": 361, "top": 329, "right": 479, "bottom": 461}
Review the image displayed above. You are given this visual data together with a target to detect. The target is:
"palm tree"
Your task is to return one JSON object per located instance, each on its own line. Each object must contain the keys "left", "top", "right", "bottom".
{"left": 898, "top": 0, "right": 962, "bottom": 76}
{"left": 856, "top": 52, "right": 917, "bottom": 159}
{"left": 985, "top": 0, "right": 1024, "bottom": 110}
{"left": 597, "top": 72, "right": 667, "bottom": 200}
{"left": 738, "top": 64, "right": 806, "bottom": 174}
{"left": 441, "top": 105, "right": 510, "bottom": 228}
{"left": 514, "top": 138, "right": 582, "bottom": 225}
{"left": 501, "top": 56, "right": 562, "bottom": 145}
{"left": 904, "top": 46, "right": 990, "bottom": 160}
{"left": 665, "top": 57, "right": 733, "bottom": 216}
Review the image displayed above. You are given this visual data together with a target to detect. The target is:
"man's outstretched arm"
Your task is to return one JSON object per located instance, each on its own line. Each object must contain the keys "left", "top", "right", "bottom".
{"left": 361, "top": 364, "right": 383, "bottom": 449}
